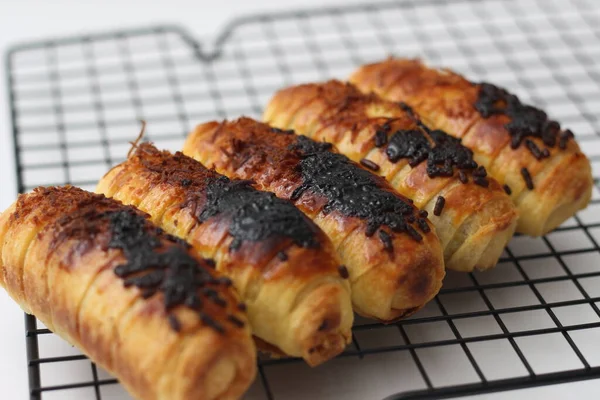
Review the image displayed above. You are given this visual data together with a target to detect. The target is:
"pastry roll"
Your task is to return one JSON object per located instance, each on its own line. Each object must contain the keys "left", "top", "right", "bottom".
{"left": 183, "top": 117, "right": 445, "bottom": 322}
{"left": 97, "top": 143, "right": 353, "bottom": 366}
{"left": 0, "top": 186, "right": 255, "bottom": 400}
{"left": 350, "top": 58, "right": 593, "bottom": 236}
{"left": 264, "top": 80, "right": 518, "bottom": 271}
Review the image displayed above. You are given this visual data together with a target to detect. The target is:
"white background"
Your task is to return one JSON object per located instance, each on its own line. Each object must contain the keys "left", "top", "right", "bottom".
{"left": 0, "top": 1, "right": 598, "bottom": 399}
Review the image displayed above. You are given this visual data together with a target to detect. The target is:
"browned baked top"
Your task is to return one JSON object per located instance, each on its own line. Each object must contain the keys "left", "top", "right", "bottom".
{"left": 119, "top": 143, "right": 341, "bottom": 278}
{"left": 350, "top": 59, "right": 582, "bottom": 189}
{"left": 200, "top": 117, "right": 434, "bottom": 252}
{"left": 274, "top": 80, "right": 499, "bottom": 187}
{"left": 13, "top": 186, "right": 245, "bottom": 334}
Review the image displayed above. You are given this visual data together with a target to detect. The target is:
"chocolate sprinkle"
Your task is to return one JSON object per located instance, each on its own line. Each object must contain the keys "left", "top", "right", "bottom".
{"left": 289, "top": 136, "right": 425, "bottom": 242}
{"left": 559, "top": 129, "right": 574, "bottom": 150}
{"left": 458, "top": 170, "right": 468, "bottom": 184}
{"left": 200, "top": 312, "right": 225, "bottom": 334}
{"left": 521, "top": 167, "right": 534, "bottom": 190}
{"left": 473, "top": 166, "right": 487, "bottom": 178}
{"left": 417, "top": 218, "right": 431, "bottom": 233}
{"left": 475, "top": 82, "right": 569, "bottom": 157}
{"left": 374, "top": 124, "right": 391, "bottom": 147}
{"left": 360, "top": 158, "right": 380, "bottom": 171}
{"left": 474, "top": 176, "right": 489, "bottom": 188}
{"left": 525, "top": 139, "right": 544, "bottom": 160}
{"left": 433, "top": 196, "right": 445, "bottom": 216}
{"left": 318, "top": 320, "right": 329, "bottom": 331}
{"left": 378, "top": 230, "right": 393, "bottom": 253}
{"left": 271, "top": 127, "right": 295, "bottom": 135}
{"left": 419, "top": 210, "right": 429, "bottom": 218}
{"left": 338, "top": 265, "right": 350, "bottom": 279}
{"left": 406, "top": 225, "right": 423, "bottom": 242}
{"left": 168, "top": 314, "right": 182, "bottom": 332}
{"left": 227, "top": 315, "right": 245, "bottom": 328}
{"left": 216, "top": 276, "right": 233, "bottom": 287}
{"left": 238, "top": 303, "right": 247, "bottom": 312}
{"left": 503, "top": 184, "right": 512, "bottom": 195}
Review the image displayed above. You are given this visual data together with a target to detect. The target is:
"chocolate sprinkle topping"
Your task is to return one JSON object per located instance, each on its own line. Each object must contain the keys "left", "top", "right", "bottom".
{"left": 227, "top": 315, "right": 245, "bottom": 328}
{"left": 380, "top": 104, "right": 480, "bottom": 181}
{"left": 433, "top": 196, "right": 446, "bottom": 216}
{"left": 419, "top": 210, "right": 429, "bottom": 218}
{"left": 105, "top": 209, "right": 230, "bottom": 333}
{"left": 521, "top": 167, "right": 534, "bottom": 190}
{"left": 458, "top": 170, "right": 468, "bottom": 184}
{"left": 417, "top": 218, "right": 431, "bottom": 234}
{"left": 386, "top": 129, "right": 430, "bottom": 167}
{"left": 475, "top": 82, "right": 570, "bottom": 157}
{"left": 271, "top": 127, "right": 295, "bottom": 135}
{"left": 168, "top": 314, "right": 182, "bottom": 332}
{"left": 199, "top": 176, "right": 320, "bottom": 251}
{"left": 318, "top": 320, "right": 329, "bottom": 331}
{"left": 338, "top": 265, "right": 350, "bottom": 279}
{"left": 200, "top": 312, "right": 225, "bottom": 334}
{"left": 426, "top": 129, "right": 479, "bottom": 178}
{"left": 289, "top": 136, "right": 426, "bottom": 245}
{"left": 503, "top": 184, "right": 512, "bottom": 195}
{"left": 374, "top": 124, "right": 390, "bottom": 147}
{"left": 277, "top": 251, "right": 288, "bottom": 261}
{"left": 378, "top": 230, "right": 393, "bottom": 253}
{"left": 360, "top": 158, "right": 380, "bottom": 171}
{"left": 559, "top": 129, "right": 574, "bottom": 150}
{"left": 474, "top": 176, "right": 490, "bottom": 188}
{"left": 473, "top": 166, "right": 487, "bottom": 178}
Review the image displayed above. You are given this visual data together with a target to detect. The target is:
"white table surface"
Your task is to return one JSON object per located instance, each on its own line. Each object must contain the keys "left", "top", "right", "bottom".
{"left": 0, "top": 1, "right": 598, "bottom": 399}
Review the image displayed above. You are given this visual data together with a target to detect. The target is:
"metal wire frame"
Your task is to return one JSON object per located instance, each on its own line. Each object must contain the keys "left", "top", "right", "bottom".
{"left": 5, "top": 0, "right": 600, "bottom": 399}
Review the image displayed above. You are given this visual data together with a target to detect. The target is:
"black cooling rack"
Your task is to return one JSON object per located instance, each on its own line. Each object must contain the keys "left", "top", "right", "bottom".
{"left": 6, "top": 0, "right": 600, "bottom": 399}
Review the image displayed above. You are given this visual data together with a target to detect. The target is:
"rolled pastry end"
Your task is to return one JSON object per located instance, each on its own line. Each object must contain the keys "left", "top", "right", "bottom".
{"left": 288, "top": 280, "right": 353, "bottom": 366}
{"left": 519, "top": 152, "right": 593, "bottom": 236}
{"left": 351, "top": 232, "right": 445, "bottom": 322}
{"left": 184, "top": 333, "right": 258, "bottom": 400}
{"left": 430, "top": 182, "right": 519, "bottom": 272}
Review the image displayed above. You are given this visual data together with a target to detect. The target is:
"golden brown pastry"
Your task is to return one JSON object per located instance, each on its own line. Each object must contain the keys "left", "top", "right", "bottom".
{"left": 263, "top": 80, "right": 518, "bottom": 272}
{"left": 96, "top": 143, "right": 353, "bottom": 366}
{"left": 350, "top": 58, "right": 593, "bottom": 236}
{"left": 183, "top": 117, "right": 445, "bottom": 322}
{"left": 0, "top": 186, "right": 256, "bottom": 400}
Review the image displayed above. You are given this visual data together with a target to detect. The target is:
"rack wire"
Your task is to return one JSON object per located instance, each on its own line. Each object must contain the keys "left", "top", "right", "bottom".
{"left": 5, "top": 0, "right": 600, "bottom": 398}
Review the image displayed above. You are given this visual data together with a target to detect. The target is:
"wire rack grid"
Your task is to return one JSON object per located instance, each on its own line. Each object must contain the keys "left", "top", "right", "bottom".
{"left": 5, "top": 0, "right": 600, "bottom": 399}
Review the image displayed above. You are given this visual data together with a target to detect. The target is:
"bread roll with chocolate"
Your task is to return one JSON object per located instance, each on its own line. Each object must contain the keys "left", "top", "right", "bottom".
{"left": 0, "top": 186, "right": 255, "bottom": 400}
{"left": 264, "top": 80, "right": 518, "bottom": 271}
{"left": 96, "top": 143, "right": 353, "bottom": 366}
{"left": 183, "top": 117, "right": 445, "bottom": 322}
{"left": 350, "top": 58, "right": 593, "bottom": 236}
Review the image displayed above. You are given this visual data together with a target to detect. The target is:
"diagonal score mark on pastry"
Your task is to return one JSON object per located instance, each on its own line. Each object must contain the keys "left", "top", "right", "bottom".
{"left": 263, "top": 80, "right": 519, "bottom": 272}
{"left": 183, "top": 117, "right": 445, "bottom": 322}
{"left": 0, "top": 186, "right": 256, "bottom": 400}
{"left": 349, "top": 58, "right": 593, "bottom": 236}
{"left": 96, "top": 143, "right": 353, "bottom": 366}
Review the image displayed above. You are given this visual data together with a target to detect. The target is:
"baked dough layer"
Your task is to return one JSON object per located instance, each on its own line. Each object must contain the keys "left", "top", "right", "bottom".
{"left": 184, "top": 117, "right": 445, "bottom": 322}
{"left": 97, "top": 143, "right": 353, "bottom": 366}
{"left": 350, "top": 58, "right": 593, "bottom": 236}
